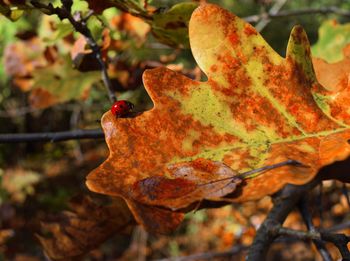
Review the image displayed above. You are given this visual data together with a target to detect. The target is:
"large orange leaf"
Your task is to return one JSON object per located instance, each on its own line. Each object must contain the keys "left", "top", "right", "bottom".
{"left": 86, "top": 4, "right": 350, "bottom": 233}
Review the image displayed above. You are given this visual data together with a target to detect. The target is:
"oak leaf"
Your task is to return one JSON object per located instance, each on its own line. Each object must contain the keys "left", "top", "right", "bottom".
{"left": 312, "top": 20, "right": 350, "bottom": 63}
{"left": 311, "top": 21, "right": 350, "bottom": 182}
{"left": 86, "top": 4, "right": 350, "bottom": 233}
{"left": 4, "top": 36, "right": 100, "bottom": 108}
{"left": 37, "top": 196, "right": 135, "bottom": 260}
{"left": 312, "top": 46, "right": 350, "bottom": 125}
{"left": 151, "top": 2, "right": 198, "bottom": 48}
{"left": 29, "top": 56, "right": 99, "bottom": 109}
{"left": 311, "top": 20, "right": 350, "bottom": 125}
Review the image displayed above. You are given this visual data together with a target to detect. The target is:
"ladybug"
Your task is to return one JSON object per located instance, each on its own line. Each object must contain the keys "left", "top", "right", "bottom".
{"left": 110, "top": 100, "right": 134, "bottom": 118}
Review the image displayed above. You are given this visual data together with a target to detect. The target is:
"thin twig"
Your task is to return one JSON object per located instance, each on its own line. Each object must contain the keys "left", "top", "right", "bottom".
{"left": 298, "top": 196, "right": 332, "bottom": 261}
{"left": 255, "top": 0, "right": 288, "bottom": 32}
{"left": 244, "top": 6, "right": 350, "bottom": 23}
{"left": 154, "top": 245, "right": 248, "bottom": 261}
{"left": 0, "top": 129, "right": 104, "bottom": 143}
{"left": 276, "top": 228, "right": 350, "bottom": 259}
{"left": 272, "top": 226, "right": 320, "bottom": 240}
{"left": 30, "top": 0, "right": 116, "bottom": 103}
{"left": 326, "top": 220, "right": 350, "bottom": 233}
{"left": 320, "top": 231, "right": 350, "bottom": 259}
{"left": 271, "top": 225, "right": 350, "bottom": 257}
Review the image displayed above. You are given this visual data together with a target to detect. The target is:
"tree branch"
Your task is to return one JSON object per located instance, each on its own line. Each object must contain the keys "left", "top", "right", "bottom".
{"left": 254, "top": 0, "right": 288, "bottom": 32}
{"left": 30, "top": 0, "right": 117, "bottom": 103}
{"left": 270, "top": 225, "right": 350, "bottom": 258}
{"left": 327, "top": 220, "right": 350, "bottom": 233}
{"left": 246, "top": 180, "right": 319, "bottom": 260}
{"left": 244, "top": 6, "right": 350, "bottom": 23}
{"left": 298, "top": 195, "right": 332, "bottom": 261}
{"left": 0, "top": 129, "right": 104, "bottom": 143}
{"left": 320, "top": 231, "right": 350, "bottom": 259}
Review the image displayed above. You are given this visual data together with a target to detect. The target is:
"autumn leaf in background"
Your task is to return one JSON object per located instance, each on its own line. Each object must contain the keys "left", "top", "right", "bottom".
{"left": 3, "top": 8, "right": 155, "bottom": 109}
{"left": 0, "top": 168, "right": 41, "bottom": 203}
{"left": 85, "top": 0, "right": 196, "bottom": 48}
{"left": 151, "top": 2, "right": 198, "bottom": 48}
{"left": 37, "top": 195, "right": 135, "bottom": 260}
{"left": 312, "top": 20, "right": 350, "bottom": 130}
{"left": 86, "top": 4, "right": 350, "bottom": 233}
{"left": 2, "top": 1, "right": 198, "bottom": 110}
{"left": 0, "top": 0, "right": 28, "bottom": 21}
{"left": 312, "top": 20, "right": 350, "bottom": 63}
{"left": 3, "top": 16, "right": 100, "bottom": 109}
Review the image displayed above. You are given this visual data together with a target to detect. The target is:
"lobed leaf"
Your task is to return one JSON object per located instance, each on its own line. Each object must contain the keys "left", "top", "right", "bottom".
{"left": 312, "top": 20, "right": 350, "bottom": 63}
{"left": 312, "top": 20, "right": 350, "bottom": 126}
{"left": 151, "top": 2, "right": 198, "bottom": 48}
{"left": 37, "top": 196, "right": 135, "bottom": 260}
{"left": 86, "top": 4, "right": 350, "bottom": 233}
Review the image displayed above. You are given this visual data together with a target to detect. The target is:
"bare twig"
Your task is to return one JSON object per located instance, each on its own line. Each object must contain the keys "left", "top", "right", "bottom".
{"left": 244, "top": 6, "right": 350, "bottom": 23}
{"left": 0, "top": 129, "right": 104, "bottom": 143}
{"left": 320, "top": 231, "right": 350, "bottom": 259}
{"left": 298, "top": 196, "right": 332, "bottom": 261}
{"left": 270, "top": 225, "right": 350, "bottom": 257}
{"left": 30, "top": 0, "right": 117, "bottom": 103}
{"left": 271, "top": 226, "right": 320, "bottom": 240}
{"left": 326, "top": 220, "right": 350, "bottom": 233}
{"left": 255, "top": 0, "right": 288, "bottom": 32}
{"left": 154, "top": 245, "right": 248, "bottom": 261}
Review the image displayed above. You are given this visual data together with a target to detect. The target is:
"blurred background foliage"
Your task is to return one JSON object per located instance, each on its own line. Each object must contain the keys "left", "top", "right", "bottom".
{"left": 1, "top": 0, "right": 350, "bottom": 260}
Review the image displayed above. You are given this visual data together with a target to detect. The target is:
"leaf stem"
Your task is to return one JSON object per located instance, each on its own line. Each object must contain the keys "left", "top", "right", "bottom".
{"left": 196, "top": 160, "right": 307, "bottom": 187}
{"left": 238, "top": 159, "right": 306, "bottom": 179}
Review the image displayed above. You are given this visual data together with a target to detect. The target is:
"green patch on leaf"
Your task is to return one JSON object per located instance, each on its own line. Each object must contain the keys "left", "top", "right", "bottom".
{"left": 312, "top": 20, "right": 350, "bottom": 63}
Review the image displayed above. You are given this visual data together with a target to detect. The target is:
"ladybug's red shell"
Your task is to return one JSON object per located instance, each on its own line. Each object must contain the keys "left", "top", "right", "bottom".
{"left": 111, "top": 100, "right": 134, "bottom": 117}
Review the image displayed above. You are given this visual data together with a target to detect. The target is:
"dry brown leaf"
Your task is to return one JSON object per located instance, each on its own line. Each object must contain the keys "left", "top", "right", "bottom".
{"left": 37, "top": 196, "right": 135, "bottom": 260}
